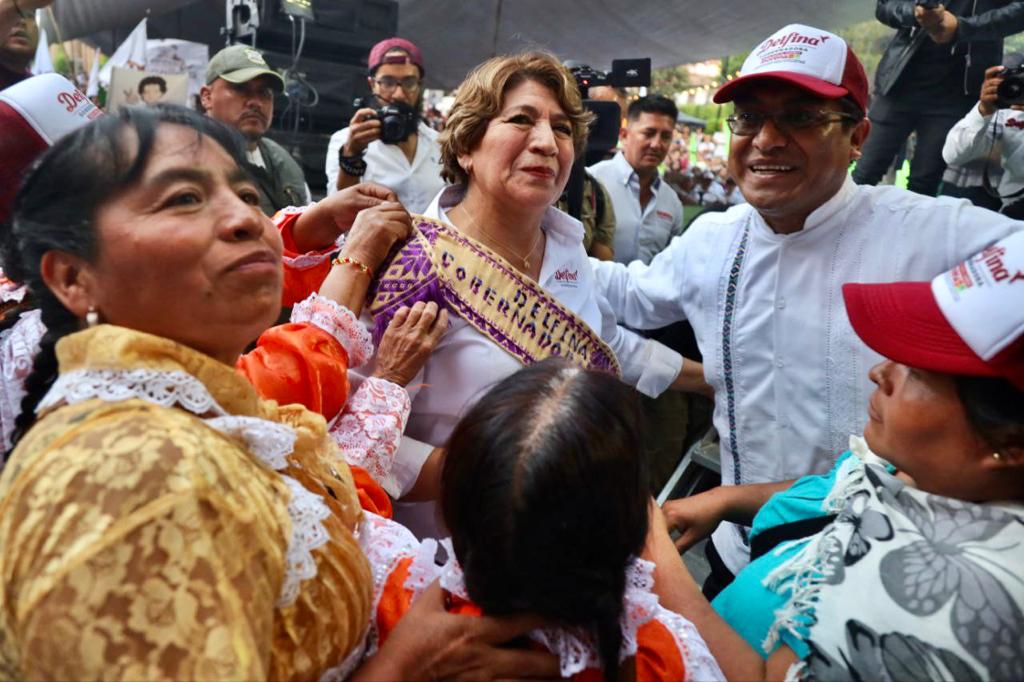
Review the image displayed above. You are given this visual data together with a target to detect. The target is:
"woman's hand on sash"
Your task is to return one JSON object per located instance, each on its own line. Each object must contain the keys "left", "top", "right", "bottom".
{"left": 291, "top": 183, "right": 400, "bottom": 253}
{"left": 373, "top": 301, "right": 449, "bottom": 387}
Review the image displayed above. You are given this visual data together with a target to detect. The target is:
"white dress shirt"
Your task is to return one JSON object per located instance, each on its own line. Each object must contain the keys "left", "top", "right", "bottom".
{"left": 593, "top": 176, "right": 1024, "bottom": 573}
{"left": 325, "top": 121, "right": 446, "bottom": 213}
{"left": 362, "top": 185, "right": 683, "bottom": 538}
{"left": 942, "top": 103, "right": 1024, "bottom": 209}
{"left": 589, "top": 152, "right": 685, "bottom": 264}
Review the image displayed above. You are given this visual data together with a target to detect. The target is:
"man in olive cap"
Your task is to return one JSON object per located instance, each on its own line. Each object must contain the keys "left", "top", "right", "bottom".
{"left": 201, "top": 44, "right": 309, "bottom": 215}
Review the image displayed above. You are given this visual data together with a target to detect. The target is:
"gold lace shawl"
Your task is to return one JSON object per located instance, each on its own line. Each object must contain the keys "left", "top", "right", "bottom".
{"left": 0, "top": 326, "right": 372, "bottom": 681}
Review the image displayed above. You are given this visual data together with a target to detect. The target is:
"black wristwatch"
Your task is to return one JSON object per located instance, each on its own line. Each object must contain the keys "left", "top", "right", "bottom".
{"left": 338, "top": 149, "right": 367, "bottom": 177}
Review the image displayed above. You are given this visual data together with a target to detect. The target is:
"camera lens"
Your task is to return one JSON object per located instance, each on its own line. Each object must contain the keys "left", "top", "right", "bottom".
{"left": 381, "top": 112, "right": 405, "bottom": 143}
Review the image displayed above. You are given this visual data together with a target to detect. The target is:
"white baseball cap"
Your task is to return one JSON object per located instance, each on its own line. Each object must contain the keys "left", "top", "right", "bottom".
{"left": 714, "top": 24, "right": 869, "bottom": 112}
{"left": 843, "top": 232, "right": 1024, "bottom": 389}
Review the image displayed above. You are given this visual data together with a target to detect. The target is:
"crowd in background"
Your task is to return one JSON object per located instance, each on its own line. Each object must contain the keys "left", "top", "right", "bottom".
{"left": 2, "top": 0, "right": 1024, "bottom": 680}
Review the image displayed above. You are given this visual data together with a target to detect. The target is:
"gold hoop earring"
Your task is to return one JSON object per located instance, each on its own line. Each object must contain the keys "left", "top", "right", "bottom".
{"left": 86, "top": 307, "right": 100, "bottom": 328}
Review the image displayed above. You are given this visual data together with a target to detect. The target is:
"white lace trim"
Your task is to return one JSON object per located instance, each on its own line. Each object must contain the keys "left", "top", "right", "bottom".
{"left": 0, "top": 281, "right": 27, "bottom": 304}
{"left": 330, "top": 377, "right": 410, "bottom": 497}
{"left": 426, "top": 549, "right": 685, "bottom": 678}
{"left": 357, "top": 511, "right": 421, "bottom": 656}
{"left": 0, "top": 309, "right": 45, "bottom": 450}
{"left": 404, "top": 538, "right": 442, "bottom": 597}
{"left": 527, "top": 558, "right": 657, "bottom": 677}
{"left": 436, "top": 538, "right": 469, "bottom": 600}
{"left": 204, "top": 415, "right": 296, "bottom": 471}
{"left": 279, "top": 475, "right": 332, "bottom": 607}
{"left": 37, "top": 366, "right": 331, "bottom": 609}
{"left": 38, "top": 368, "right": 221, "bottom": 415}
{"left": 318, "top": 636, "right": 367, "bottom": 682}
{"left": 291, "top": 293, "right": 374, "bottom": 368}
{"left": 655, "top": 605, "right": 726, "bottom": 682}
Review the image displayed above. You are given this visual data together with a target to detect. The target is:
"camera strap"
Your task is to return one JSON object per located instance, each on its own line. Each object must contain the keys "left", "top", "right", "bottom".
{"left": 982, "top": 114, "right": 1024, "bottom": 202}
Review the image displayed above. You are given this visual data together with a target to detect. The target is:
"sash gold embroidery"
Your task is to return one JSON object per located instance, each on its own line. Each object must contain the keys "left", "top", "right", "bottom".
{"left": 369, "top": 216, "right": 621, "bottom": 376}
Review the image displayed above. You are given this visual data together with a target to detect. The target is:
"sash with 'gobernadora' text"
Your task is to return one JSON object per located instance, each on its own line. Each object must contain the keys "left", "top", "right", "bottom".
{"left": 367, "top": 216, "right": 621, "bottom": 376}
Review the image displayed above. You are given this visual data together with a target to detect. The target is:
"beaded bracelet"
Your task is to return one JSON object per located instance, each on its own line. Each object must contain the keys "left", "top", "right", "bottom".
{"left": 12, "top": 0, "right": 31, "bottom": 19}
{"left": 332, "top": 255, "right": 373, "bottom": 278}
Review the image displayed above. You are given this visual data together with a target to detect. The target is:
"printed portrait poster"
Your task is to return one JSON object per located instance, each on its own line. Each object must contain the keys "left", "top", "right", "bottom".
{"left": 146, "top": 39, "right": 209, "bottom": 101}
{"left": 108, "top": 67, "right": 188, "bottom": 113}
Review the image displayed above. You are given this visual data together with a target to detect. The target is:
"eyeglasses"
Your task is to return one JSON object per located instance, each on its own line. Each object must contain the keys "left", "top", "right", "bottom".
{"left": 725, "top": 109, "right": 859, "bottom": 136}
{"left": 373, "top": 76, "right": 421, "bottom": 92}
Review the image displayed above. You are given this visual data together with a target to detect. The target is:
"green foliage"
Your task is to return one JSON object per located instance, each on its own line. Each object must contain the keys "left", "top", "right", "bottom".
{"left": 678, "top": 101, "right": 733, "bottom": 133}
{"left": 650, "top": 64, "right": 693, "bottom": 96}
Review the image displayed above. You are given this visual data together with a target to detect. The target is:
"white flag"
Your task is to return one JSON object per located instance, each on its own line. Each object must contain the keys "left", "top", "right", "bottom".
{"left": 31, "top": 15, "right": 54, "bottom": 75}
{"left": 98, "top": 18, "right": 147, "bottom": 88}
{"left": 86, "top": 47, "right": 102, "bottom": 98}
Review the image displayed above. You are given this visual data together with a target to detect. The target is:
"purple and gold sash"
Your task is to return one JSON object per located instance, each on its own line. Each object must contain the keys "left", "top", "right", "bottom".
{"left": 368, "top": 216, "right": 621, "bottom": 376}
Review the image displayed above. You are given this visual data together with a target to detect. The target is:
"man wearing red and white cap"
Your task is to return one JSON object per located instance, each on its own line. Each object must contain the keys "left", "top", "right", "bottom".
{"left": 325, "top": 37, "right": 444, "bottom": 213}
{"left": 844, "top": 231, "right": 1024, "bottom": 391}
{"left": 592, "top": 24, "right": 1024, "bottom": 589}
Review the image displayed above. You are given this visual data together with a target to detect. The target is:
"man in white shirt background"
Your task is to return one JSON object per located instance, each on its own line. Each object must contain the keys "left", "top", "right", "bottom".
{"left": 593, "top": 24, "right": 1024, "bottom": 597}
{"left": 943, "top": 55, "right": 1024, "bottom": 220}
{"left": 325, "top": 38, "right": 445, "bottom": 214}
{"left": 589, "top": 95, "right": 685, "bottom": 265}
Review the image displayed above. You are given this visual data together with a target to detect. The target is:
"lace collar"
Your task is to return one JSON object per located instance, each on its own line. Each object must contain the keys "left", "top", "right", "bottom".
{"left": 48, "top": 325, "right": 263, "bottom": 416}
{"left": 39, "top": 324, "right": 331, "bottom": 608}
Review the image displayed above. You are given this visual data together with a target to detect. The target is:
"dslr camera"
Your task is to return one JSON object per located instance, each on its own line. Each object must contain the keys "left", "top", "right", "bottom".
{"left": 565, "top": 58, "right": 651, "bottom": 155}
{"left": 996, "top": 66, "right": 1024, "bottom": 108}
{"left": 353, "top": 97, "right": 418, "bottom": 144}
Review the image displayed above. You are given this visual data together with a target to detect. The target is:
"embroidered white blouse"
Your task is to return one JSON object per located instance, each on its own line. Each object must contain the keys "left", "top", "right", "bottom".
{"left": 353, "top": 186, "right": 684, "bottom": 538}
{"left": 593, "top": 177, "right": 1024, "bottom": 573}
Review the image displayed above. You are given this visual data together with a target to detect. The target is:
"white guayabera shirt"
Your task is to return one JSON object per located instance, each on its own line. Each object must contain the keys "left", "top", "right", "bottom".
{"left": 593, "top": 176, "right": 1024, "bottom": 573}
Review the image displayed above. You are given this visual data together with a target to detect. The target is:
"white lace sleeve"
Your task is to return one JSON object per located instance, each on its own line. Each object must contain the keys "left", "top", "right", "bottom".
{"left": 653, "top": 606, "right": 726, "bottom": 682}
{"left": 0, "top": 309, "right": 45, "bottom": 450}
{"left": 357, "top": 511, "right": 421, "bottom": 656}
{"left": 290, "top": 293, "right": 374, "bottom": 368}
{"left": 329, "top": 377, "right": 411, "bottom": 498}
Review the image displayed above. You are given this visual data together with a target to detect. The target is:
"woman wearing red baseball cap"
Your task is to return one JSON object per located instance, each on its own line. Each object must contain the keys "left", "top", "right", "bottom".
{"left": 652, "top": 232, "right": 1024, "bottom": 681}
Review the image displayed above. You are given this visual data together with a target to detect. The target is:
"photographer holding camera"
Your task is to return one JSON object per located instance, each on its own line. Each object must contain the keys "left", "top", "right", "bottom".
{"left": 325, "top": 38, "right": 444, "bottom": 213}
{"left": 851, "top": 1, "right": 1024, "bottom": 197}
{"left": 943, "top": 55, "right": 1024, "bottom": 218}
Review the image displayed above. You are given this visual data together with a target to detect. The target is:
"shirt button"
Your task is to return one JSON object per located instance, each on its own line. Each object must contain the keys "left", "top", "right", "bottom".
{"left": 776, "top": 298, "right": 786, "bottom": 309}
{"left": 776, "top": 359, "right": 785, "bottom": 368}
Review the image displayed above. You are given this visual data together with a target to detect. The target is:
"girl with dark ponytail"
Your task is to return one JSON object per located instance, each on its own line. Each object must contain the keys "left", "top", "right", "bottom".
{"left": 363, "top": 359, "right": 724, "bottom": 681}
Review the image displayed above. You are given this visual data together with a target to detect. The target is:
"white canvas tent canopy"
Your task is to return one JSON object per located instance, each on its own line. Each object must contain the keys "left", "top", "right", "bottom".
{"left": 45, "top": 0, "right": 875, "bottom": 89}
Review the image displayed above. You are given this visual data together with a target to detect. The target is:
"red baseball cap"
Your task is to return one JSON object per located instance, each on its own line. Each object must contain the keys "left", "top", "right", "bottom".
{"left": 368, "top": 38, "right": 424, "bottom": 77}
{"left": 714, "top": 24, "right": 869, "bottom": 113}
{"left": 843, "top": 232, "right": 1024, "bottom": 389}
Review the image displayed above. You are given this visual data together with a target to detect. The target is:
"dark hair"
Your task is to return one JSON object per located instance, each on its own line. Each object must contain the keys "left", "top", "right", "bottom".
{"left": 837, "top": 95, "right": 865, "bottom": 129}
{"left": 138, "top": 75, "right": 168, "bottom": 95}
{"left": 626, "top": 94, "right": 678, "bottom": 123}
{"left": 441, "top": 358, "right": 649, "bottom": 682}
{"left": 955, "top": 374, "right": 1024, "bottom": 454}
{"left": 6, "top": 104, "right": 249, "bottom": 452}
